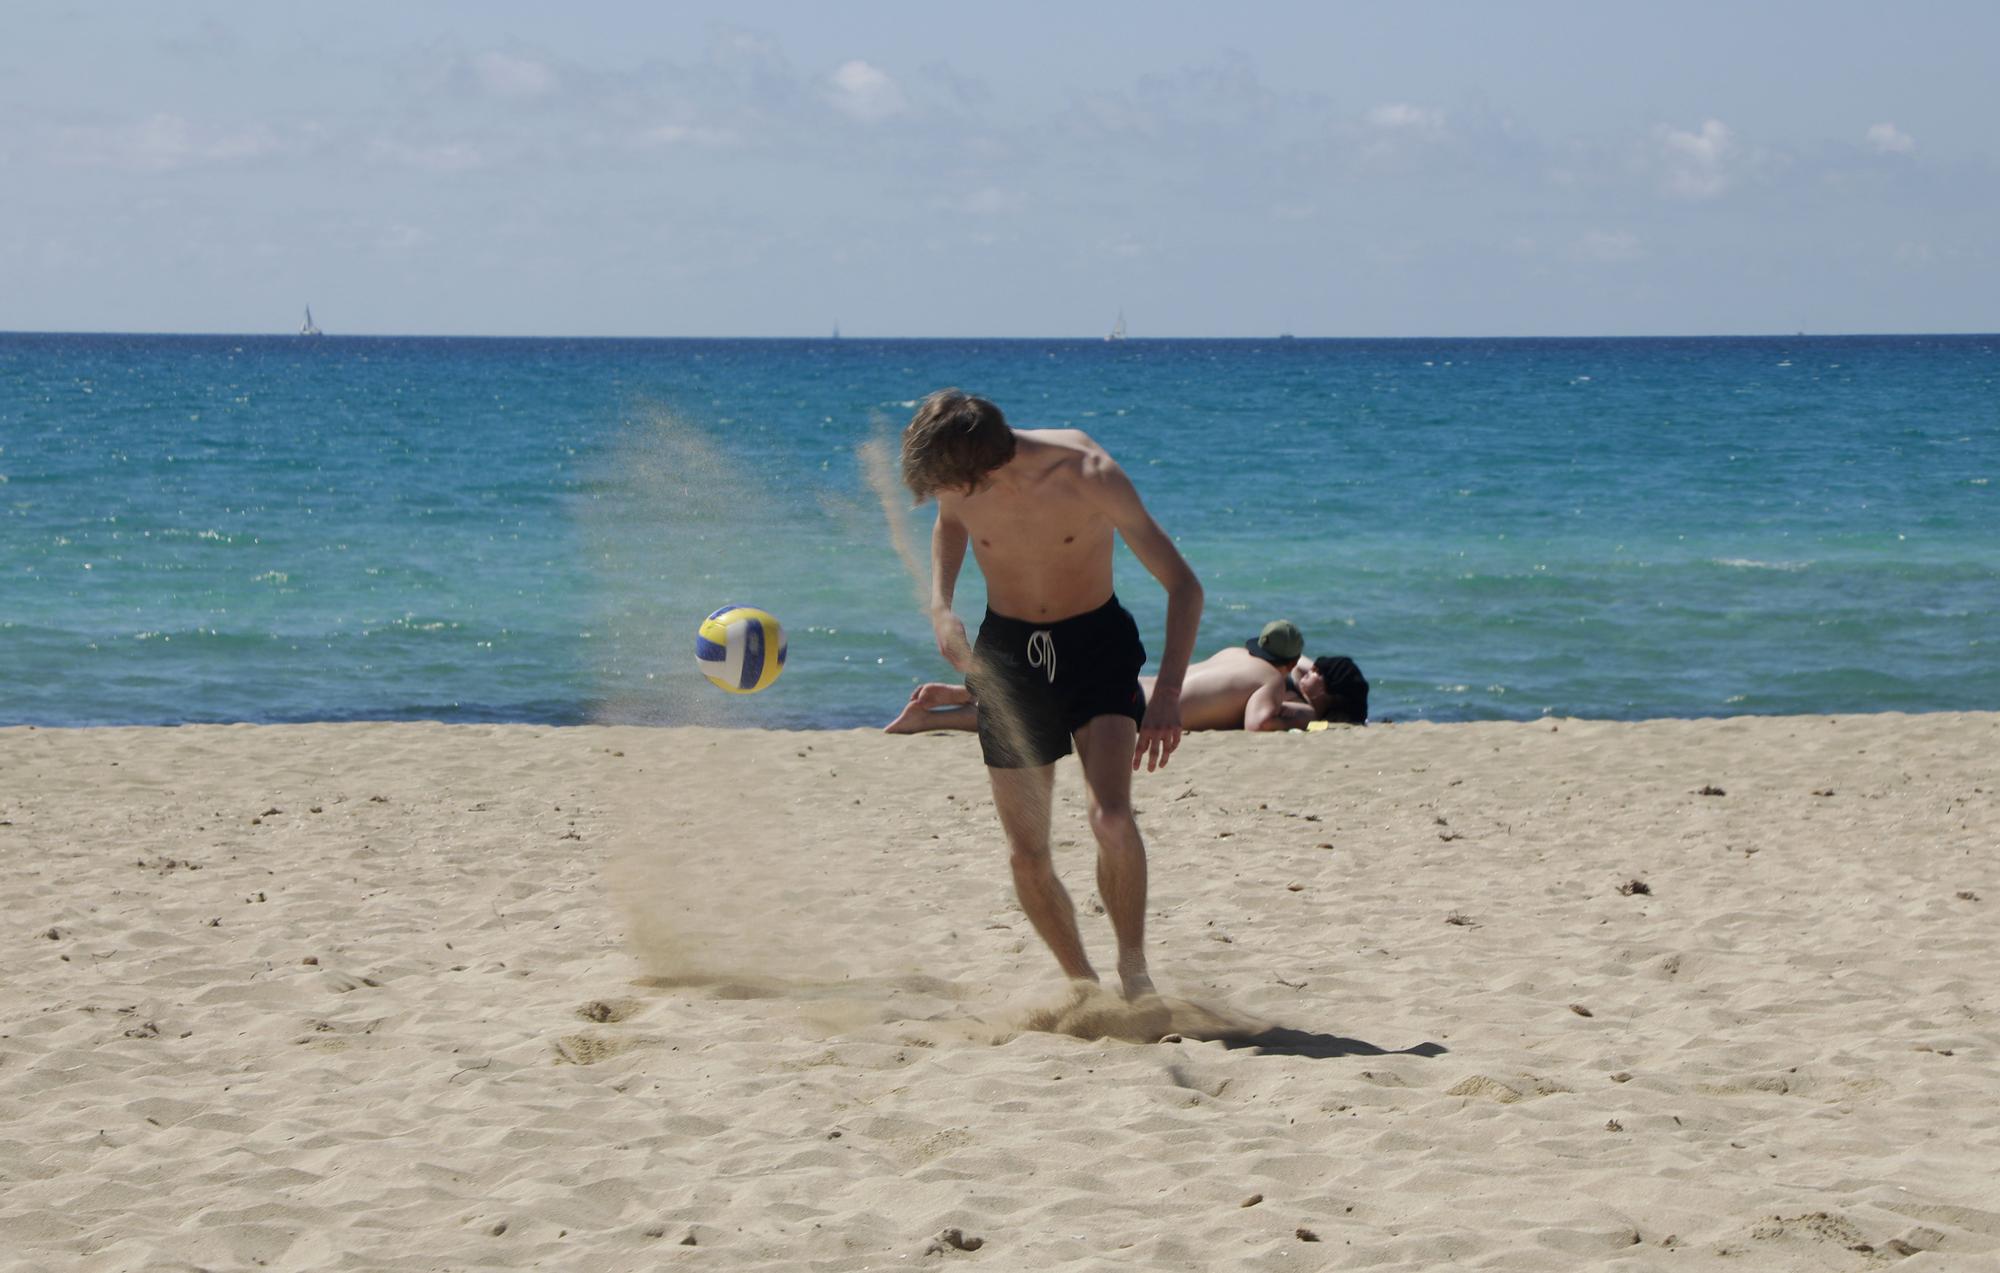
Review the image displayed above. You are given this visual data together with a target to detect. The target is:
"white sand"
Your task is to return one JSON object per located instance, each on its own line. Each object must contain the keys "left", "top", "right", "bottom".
{"left": 2, "top": 714, "right": 1995, "bottom": 1270}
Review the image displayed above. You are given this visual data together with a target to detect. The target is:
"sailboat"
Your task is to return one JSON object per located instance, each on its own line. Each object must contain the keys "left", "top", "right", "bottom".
{"left": 1105, "top": 310, "right": 1126, "bottom": 342}
{"left": 299, "top": 306, "right": 322, "bottom": 337}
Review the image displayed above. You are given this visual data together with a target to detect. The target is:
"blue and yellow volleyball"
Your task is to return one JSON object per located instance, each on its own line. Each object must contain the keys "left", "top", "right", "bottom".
{"left": 695, "top": 605, "right": 786, "bottom": 694}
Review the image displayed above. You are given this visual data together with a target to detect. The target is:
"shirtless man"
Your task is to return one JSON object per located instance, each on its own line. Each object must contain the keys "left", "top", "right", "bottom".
{"left": 901, "top": 388, "right": 1202, "bottom": 999}
{"left": 887, "top": 621, "right": 1365, "bottom": 734}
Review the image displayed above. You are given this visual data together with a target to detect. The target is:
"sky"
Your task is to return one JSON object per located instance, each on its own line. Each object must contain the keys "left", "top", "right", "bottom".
{"left": 3, "top": 2, "right": 1996, "bottom": 337}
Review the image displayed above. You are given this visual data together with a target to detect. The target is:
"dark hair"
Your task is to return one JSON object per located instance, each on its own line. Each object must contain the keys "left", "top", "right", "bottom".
{"left": 901, "top": 388, "right": 1015, "bottom": 502}
{"left": 1311, "top": 656, "right": 1369, "bottom": 724}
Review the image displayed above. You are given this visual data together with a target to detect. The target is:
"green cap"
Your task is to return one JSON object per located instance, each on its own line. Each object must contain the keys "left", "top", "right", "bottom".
{"left": 1247, "top": 619, "right": 1304, "bottom": 665}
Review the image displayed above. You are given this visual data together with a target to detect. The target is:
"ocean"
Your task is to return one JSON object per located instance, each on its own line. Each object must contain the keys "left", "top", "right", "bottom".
{"left": 2, "top": 333, "right": 1995, "bottom": 729}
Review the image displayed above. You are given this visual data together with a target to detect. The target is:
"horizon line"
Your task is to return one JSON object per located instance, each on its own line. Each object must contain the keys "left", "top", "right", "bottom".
{"left": 4, "top": 328, "right": 1997, "bottom": 342}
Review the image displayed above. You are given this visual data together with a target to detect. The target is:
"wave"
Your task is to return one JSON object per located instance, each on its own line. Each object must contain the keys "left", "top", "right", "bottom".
{"left": 1710, "top": 557, "right": 1811, "bottom": 571}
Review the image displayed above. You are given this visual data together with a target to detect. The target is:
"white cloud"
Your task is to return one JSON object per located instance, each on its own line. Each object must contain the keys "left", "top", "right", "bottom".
{"left": 54, "top": 113, "right": 280, "bottom": 171}
{"left": 471, "top": 51, "right": 557, "bottom": 99}
{"left": 1576, "top": 229, "right": 1643, "bottom": 263}
{"left": 366, "top": 138, "right": 485, "bottom": 172}
{"left": 1658, "top": 118, "right": 1733, "bottom": 198}
{"left": 949, "top": 186, "right": 1025, "bottom": 216}
{"left": 827, "top": 60, "right": 906, "bottom": 122}
{"left": 1365, "top": 103, "right": 1445, "bottom": 133}
{"left": 638, "top": 123, "right": 741, "bottom": 150}
{"left": 381, "top": 224, "right": 429, "bottom": 252}
{"left": 1354, "top": 103, "right": 1448, "bottom": 162}
{"left": 1866, "top": 122, "right": 1914, "bottom": 154}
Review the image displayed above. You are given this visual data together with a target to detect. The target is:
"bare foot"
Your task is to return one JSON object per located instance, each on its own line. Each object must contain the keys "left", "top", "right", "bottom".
{"left": 884, "top": 701, "right": 932, "bottom": 733}
{"left": 884, "top": 684, "right": 978, "bottom": 734}
{"left": 913, "top": 683, "right": 973, "bottom": 708}
{"left": 885, "top": 702, "right": 973, "bottom": 733}
{"left": 1119, "top": 967, "right": 1156, "bottom": 1001}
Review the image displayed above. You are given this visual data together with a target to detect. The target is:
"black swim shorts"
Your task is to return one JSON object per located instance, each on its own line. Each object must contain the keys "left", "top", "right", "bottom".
{"left": 966, "top": 595, "right": 1148, "bottom": 769}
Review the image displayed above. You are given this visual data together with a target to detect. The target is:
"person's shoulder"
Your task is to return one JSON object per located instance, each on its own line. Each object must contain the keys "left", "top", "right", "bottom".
{"left": 1019, "top": 429, "right": 1120, "bottom": 480}
{"left": 1018, "top": 426, "right": 1102, "bottom": 453}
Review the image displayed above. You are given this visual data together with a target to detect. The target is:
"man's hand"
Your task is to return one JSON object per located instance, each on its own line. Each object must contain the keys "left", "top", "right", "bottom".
{"left": 932, "top": 609, "right": 972, "bottom": 673}
{"left": 1134, "top": 684, "right": 1184, "bottom": 772}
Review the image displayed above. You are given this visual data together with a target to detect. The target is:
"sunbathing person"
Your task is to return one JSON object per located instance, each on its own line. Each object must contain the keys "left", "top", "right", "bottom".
{"left": 886, "top": 621, "right": 1367, "bottom": 734}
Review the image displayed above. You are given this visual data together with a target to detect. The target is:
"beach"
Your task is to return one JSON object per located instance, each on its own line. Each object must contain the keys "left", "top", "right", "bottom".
{"left": 2, "top": 713, "right": 1995, "bottom": 1270}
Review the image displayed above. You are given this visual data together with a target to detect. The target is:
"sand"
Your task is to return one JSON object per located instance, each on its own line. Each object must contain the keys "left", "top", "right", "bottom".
{"left": 2, "top": 713, "right": 1995, "bottom": 1270}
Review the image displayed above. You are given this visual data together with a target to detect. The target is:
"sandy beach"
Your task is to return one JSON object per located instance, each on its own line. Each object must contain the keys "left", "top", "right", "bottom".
{"left": 2, "top": 713, "right": 1995, "bottom": 1270}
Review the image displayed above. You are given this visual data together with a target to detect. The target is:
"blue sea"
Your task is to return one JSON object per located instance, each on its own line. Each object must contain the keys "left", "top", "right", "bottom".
{"left": 2, "top": 333, "right": 1995, "bottom": 729}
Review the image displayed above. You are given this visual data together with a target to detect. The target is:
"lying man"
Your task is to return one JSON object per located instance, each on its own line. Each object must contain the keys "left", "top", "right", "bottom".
{"left": 886, "top": 620, "right": 1368, "bottom": 734}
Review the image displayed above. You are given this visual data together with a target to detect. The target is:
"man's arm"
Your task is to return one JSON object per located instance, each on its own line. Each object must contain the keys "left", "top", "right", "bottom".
{"left": 1244, "top": 682, "right": 1318, "bottom": 732}
{"left": 1084, "top": 456, "right": 1203, "bottom": 771}
{"left": 928, "top": 500, "right": 973, "bottom": 672}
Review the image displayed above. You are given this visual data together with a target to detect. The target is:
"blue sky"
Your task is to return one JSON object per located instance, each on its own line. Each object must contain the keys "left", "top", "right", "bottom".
{"left": 3, "top": 2, "right": 1995, "bottom": 336}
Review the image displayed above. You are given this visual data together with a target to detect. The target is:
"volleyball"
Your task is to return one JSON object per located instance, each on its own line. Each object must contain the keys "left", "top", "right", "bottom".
{"left": 695, "top": 605, "right": 786, "bottom": 694}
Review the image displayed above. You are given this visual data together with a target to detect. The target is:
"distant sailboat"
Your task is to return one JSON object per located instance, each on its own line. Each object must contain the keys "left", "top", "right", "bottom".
{"left": 1105, "top": 310, "right": 1126, "bottom": 342}
{"left": 299, "top": 306, "right": 322, "bottom": 337}
{"left": 831, "top": 322, "right": 841, "bottom": 340}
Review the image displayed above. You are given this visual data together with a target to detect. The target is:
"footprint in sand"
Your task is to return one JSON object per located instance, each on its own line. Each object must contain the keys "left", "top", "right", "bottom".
{"left": 1886, "top": 1202, "right": 2000, "bottom": 1239}
{"left": 552, "top": 1034, "right": 646, "bottom": 1065}
{"left": 1014, "top": 983, "right": 1268, "bottom": 1045}
{"left": 1446, "top": 1073, "right": 1573, "bottom": 1103}
{"left": 575, "top": 998, "right": 641, "bottom": 1024}
{"left": 631, "top": 973, "right": 788, "bottom": 1001}
{"left": 1746, "top": 1210, "right": 1872, "bottom": 1252}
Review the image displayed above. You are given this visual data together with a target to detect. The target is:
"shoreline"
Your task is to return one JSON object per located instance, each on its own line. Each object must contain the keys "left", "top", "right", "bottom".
{"left": 7, "top": 703, "right": 2000, "bottom": 734}
{"left": 4, "top": 712, "right": 1995, "bottom": 1268}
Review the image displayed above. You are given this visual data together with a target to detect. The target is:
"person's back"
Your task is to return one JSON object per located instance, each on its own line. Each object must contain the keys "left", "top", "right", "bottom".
{"left": 1149, "top": 647, "right": 1288, "bottom": 730}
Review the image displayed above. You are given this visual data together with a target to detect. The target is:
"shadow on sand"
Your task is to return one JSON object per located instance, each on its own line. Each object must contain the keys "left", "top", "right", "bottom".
{"left": 634, "top": 972, "right": 1449, "bottom": 1061}
{"left": 1219, "top": 1026, "right": 1449, "bottom": 1061}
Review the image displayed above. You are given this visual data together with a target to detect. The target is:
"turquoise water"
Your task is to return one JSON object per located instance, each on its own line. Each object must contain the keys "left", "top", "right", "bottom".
{"left": 2, "top": 333, "right": 1995, "bottom": 728}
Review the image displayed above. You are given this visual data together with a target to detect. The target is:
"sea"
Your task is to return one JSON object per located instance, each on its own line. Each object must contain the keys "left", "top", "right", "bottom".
{"left": 2, "top": 333, "right": 1995, "bottom": 730}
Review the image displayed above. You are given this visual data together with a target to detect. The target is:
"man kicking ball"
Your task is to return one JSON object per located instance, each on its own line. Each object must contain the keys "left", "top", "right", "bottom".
{"left": 901, "top": 388, "right": 1202, "bottom": 999}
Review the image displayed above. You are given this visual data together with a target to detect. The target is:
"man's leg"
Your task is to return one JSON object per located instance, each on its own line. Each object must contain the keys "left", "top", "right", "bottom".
{"left": 1071, "top": 715, "right": 1154, "bottom": 999}
{"left": 988, "top": 762, "right": 1097, "bottom": 984}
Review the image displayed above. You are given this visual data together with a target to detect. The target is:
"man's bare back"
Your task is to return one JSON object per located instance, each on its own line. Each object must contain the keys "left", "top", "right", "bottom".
{"left": 1159, "top": 647, "right": 1299, "bottom": 731}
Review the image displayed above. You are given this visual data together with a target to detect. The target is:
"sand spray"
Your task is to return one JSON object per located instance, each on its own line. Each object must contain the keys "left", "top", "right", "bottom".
{"left": 582, "top": 406, "right": 1264, "bottom": 1044}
